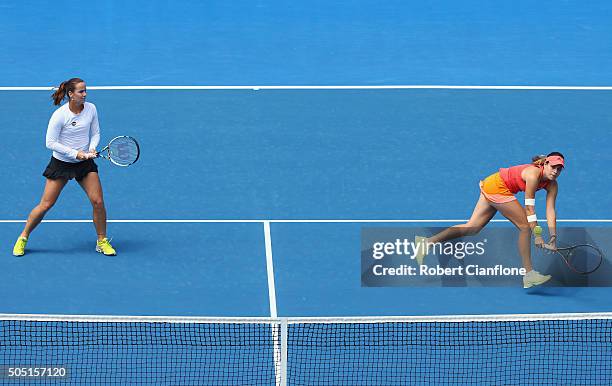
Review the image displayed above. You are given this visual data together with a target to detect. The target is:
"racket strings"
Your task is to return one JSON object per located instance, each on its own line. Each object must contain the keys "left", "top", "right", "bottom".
{"left": 108, "top": 137, "right": 139, "bottom": 165}
{"left": 555, "top": 240, "right": 603, "bottom": 274}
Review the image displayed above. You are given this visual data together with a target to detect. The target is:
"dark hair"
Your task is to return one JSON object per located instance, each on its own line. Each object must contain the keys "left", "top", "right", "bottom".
{"left": 532, "top": 152, "right": 564, "bottom": 166}
{"left": 51, "top": 78, "right": 84, "bottom": 105}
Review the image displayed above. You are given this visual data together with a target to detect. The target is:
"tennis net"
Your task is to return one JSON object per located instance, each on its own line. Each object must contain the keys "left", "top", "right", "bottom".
{"left": 1, "top": 312, "right": 610, "bottom": 385}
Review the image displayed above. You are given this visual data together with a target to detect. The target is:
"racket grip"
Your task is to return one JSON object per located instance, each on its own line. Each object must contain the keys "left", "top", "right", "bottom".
{"left": 533, "top": 225, "right": 542, "bottom": 237}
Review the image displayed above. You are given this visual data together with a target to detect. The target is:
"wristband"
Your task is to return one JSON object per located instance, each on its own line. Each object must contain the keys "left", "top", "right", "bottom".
{"left": 527, "top": 214, "right": 537, "bottom": 222}
{"left": 524, "top": 198, "right": 535, "bottom": 206}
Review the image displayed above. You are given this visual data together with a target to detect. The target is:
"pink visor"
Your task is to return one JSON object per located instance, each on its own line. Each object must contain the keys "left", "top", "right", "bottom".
{"left": 546, "top": 155, "right": 565, "bottom": 168}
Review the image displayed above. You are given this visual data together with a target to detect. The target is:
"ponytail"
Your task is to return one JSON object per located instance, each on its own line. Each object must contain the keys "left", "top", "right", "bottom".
{"left": 532, "top": 151, "right": 565, "bottom": 167}
{"left": 532, "top": 154, "right": 547, "bottom": 167}
{"left": 51, "top": 82, "right": 66, "bottom": 105}
{"left": 51, "top": 78, "right": 85, "bottom": 105}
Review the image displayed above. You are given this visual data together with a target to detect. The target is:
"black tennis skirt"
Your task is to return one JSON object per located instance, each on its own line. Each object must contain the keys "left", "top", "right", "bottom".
{"left": 42, "top": 156, "right": 98, "bottom": 181}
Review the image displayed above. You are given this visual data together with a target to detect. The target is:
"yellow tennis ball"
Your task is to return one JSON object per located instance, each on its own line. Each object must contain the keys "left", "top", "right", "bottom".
{"left": 533, "top": 225, "right": 542, "bottom": 236}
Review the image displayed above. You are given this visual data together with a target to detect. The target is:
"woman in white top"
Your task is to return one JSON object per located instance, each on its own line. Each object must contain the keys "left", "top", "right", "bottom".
{"left": 13, "top": 78, "right": 116, "bottom": 256}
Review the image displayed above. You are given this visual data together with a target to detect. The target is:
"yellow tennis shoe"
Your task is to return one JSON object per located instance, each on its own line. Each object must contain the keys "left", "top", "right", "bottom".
{"left": 12, "top": 236, "right": 28, "bottom": 256}
{"left": 96, "top": 238, "right": 116, "bottom": 256}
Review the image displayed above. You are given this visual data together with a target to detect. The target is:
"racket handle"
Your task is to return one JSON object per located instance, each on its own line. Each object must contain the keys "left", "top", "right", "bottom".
{"left": 533, "top": 225, "right": 542, "bottom": 237}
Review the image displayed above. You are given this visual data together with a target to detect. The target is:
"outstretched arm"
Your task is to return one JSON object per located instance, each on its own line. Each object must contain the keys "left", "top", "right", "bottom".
{"left": 524, "top": 169, "right": 544, "bottom": 248}
{"left": 545, "top": 180, "right": 558, "bottom": 248}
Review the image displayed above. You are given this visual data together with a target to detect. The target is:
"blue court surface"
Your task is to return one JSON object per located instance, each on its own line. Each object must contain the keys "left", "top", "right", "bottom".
{"left": 1, "top": 1, "right": 612, "bottom": 384}
{"left": 1, "top": 88, "right": 611, "bottom": 317}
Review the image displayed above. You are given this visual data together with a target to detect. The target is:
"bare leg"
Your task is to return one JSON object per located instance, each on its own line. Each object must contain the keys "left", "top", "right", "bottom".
{"left": 428, "top": 194, "right": 497, "bottom": 243}
{"left": 20, "top": 178, "right": 68, "bottom": 238}
{"left": 77, "top": 172, "right": 107, "bottom": 240}
{"left": 489, "top": 200, "right": 533, "bottom": 271}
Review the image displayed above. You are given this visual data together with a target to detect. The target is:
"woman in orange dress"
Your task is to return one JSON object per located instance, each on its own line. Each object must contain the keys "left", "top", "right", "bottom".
{"left": 415, "top": 152, "right": 565, "bottom": 288}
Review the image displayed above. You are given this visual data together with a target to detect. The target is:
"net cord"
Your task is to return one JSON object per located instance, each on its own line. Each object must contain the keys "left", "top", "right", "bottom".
{"left": 1, "top": 312, "right": 611, "bottom": 324}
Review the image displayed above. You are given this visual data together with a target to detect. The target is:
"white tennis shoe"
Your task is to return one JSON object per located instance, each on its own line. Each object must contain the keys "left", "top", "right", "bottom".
{"left": 523, "top": 270, "right": 551, "bottom": 288}
{"left": 414, "top": 236, "right": 428, "bottom": 265}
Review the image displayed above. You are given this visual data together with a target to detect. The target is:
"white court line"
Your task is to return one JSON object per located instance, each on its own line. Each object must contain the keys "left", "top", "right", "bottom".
{"left": 263, "top": 221, "right": 278, "bottom": 318}
{"left": 2, "top": 85, "right": 612, "bottom": 91}
{"left": 263, "top": 221, "right": 284, "bottom": 386}
{"left": 0, "top": 219, "right": 611, "bottom": 223}
{"left": 279, "top": 319, "right": 288, "bottom": 386}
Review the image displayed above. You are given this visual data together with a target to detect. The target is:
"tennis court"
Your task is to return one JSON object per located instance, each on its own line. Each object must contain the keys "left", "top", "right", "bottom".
{"left": 1, "top": 1, "right": 611, "bottom": 384}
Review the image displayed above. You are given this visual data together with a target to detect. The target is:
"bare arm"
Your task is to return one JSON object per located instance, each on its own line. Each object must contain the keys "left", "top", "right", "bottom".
{"left": 523, "top": 167, "right": 544, "bottom": 247}
{"left": 545, "top": 180, "right": 558, "bottom": 247}
{"left": 523, "top": 168, "right": 539, "bottom": 230}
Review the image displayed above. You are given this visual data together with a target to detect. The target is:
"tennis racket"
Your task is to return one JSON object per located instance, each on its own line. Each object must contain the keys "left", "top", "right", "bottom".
{"left": 534, "top": 226, "right": 604, "bottom": 274}
{"left": 96, "top": 136, "right": 140, "bottom": 167}
{"left": 544, "top": 241, "right": 604, "bottom": 275}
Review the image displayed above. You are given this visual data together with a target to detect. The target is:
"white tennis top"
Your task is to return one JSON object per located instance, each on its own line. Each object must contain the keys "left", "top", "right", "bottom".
{"left": 45, "top": 102, "right": 101, "bottom": 163}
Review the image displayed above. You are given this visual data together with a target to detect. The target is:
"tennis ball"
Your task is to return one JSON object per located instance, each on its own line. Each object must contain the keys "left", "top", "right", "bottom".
{"left": 533, "top": 225, "right": 542, "bottom": 236}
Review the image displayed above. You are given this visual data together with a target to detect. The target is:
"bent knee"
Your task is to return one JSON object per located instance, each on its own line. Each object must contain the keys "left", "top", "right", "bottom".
{"left": 38, "top": 200, "right": 57, "bottom": 213}
{"left": 90, "top": 197, "right": 105, "bottom": 209}
{"left": 463, "top": 223, "right": 485, "bottom": 236}
{"left": 465, "top": 228, "right": 482, "bottom": 236}
{"left": 516, "top": 222, "right": 531, "bottom": 233}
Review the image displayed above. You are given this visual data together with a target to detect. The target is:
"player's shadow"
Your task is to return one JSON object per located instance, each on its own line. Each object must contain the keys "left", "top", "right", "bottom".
{"left": 19, "top": 238, "right": 153, "bottom": 258}
{"left": 525, "top": 287, "right": 574, "bottom": 297}
{"left": 103, "top": 238, "right": 150, "bottom": 253}
{"left": 72, "top": 238, "right": 152, "bottom": 254}
{"left": 17, "top": 248, "right": 57, "bottom": 255}
{"left": 22, "top": 243, "right": 94, "bottom": 255}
